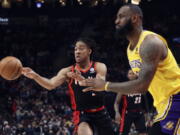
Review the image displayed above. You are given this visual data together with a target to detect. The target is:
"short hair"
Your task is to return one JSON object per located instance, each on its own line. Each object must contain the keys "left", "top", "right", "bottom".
{"left": 75, "top": 37, "right": 96, "bottom": 60}
{"left": 123, "top": 4, "right": 143, "bottom": 19}
{"left": 75, "top": 37, "right": 96, "bottom": 50}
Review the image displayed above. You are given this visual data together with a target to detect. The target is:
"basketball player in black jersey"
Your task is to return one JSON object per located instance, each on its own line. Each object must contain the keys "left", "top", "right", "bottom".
{"left": 22, "top": 38, "right": 115, "bottom": 135}
{"left": 114, "top": 70, "right": 146, "bottom": 135}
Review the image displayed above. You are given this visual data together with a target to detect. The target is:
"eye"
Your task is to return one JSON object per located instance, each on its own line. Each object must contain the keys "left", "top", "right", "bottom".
{"left": 79, "top": 47, "right": 85, "bottom": 51}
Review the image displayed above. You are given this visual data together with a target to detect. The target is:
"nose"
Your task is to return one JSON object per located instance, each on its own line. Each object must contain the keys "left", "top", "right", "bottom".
{"left": 75, "top": 49, "right": 80, "bottom": 54}
{"left": 115, "top": 18, "right": 119, "bottom": 25}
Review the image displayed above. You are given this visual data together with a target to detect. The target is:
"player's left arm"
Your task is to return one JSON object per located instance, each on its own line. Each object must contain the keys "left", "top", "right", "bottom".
{"left": 82, "top": 35, "right": 167, "bottom": 93}
{"left": 107, "top": 35, "right": 167, "bottom": 93}
{"left": 95, "top": 62, "right": 107, "bottom": 81}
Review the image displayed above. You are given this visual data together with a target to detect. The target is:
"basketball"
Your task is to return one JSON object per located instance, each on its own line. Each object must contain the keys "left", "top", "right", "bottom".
{"left": 0, "top": 56, "right": 23, "bottom": 80}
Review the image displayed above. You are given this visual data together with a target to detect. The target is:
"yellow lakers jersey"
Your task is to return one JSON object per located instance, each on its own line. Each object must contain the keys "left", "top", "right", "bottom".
{"left": 127, "top": 30, "right": 180, "bottom": 121}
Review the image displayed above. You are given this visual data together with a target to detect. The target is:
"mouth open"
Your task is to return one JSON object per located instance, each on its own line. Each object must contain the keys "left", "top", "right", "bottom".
{"left": 75, "top": 56, "right": 81, "bottom": 61}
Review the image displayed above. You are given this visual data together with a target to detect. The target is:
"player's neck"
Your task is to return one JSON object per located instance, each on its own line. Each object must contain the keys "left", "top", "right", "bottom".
{"left": 77, "top": 59, "right": 91, "bottom": 69}
{"left": 127, "top": 27, "right": 143, "bottom": 50}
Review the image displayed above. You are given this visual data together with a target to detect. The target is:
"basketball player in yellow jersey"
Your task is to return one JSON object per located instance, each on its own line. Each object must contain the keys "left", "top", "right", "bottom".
{"left": 78, "top": 4, "right": 180, "bottom": 135}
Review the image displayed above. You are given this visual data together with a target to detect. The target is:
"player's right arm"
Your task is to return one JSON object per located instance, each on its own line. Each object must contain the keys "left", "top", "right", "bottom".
{"left": 22, "top": 67, "right": 71, "bottom": 90}
{"left": 114, "top": 93, "right": 122, "bottom": 124}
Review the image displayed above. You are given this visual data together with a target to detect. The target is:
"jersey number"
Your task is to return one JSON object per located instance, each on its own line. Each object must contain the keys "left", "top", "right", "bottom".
{"left": 134, "top": 96, "right": 141, "bottom": 104}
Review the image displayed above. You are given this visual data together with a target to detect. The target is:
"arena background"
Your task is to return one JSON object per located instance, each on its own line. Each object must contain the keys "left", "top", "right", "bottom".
{"left": 0, "top": 0, "right": 180, "bottom": 134}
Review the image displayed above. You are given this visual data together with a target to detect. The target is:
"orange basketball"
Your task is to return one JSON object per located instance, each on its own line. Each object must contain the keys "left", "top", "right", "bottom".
{"left": 0, "top": 56, "right": 23, "bottom": 80}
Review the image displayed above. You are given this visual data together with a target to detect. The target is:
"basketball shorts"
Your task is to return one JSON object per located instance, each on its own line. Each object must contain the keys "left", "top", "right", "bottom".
{"left": 150, "top": 93, "right": 180, "bottom": 135}
{"left": 73, "top": 107, "right": 115, "bottom": 135}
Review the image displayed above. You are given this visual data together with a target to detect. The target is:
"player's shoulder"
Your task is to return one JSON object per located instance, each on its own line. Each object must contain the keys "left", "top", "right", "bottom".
{"left": 94, "top": 62, "right": 107, "bottom": 69}
{"left": 140, "top": 34, "right": 166, "bottom": 57}
{"left": 143, "top": 34, "right": 165, "bottom": 48}
{"left": 94, "top": 61, "right": 106, "bottom": 67}
{"left": 94, "top": 62, "right": 107, "bottom": 73}
{"left": 59, "top": 65, "right": 73, "bottom": 73}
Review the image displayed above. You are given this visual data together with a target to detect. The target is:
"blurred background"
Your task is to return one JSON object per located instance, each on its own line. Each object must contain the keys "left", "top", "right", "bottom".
{"left": 0, "top": 0, "right": 180, "bottom": 134}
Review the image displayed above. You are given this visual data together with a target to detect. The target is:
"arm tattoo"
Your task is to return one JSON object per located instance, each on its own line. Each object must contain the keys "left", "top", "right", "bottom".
{"left": 108, "top": 36, "right": 163, "bottom": 94}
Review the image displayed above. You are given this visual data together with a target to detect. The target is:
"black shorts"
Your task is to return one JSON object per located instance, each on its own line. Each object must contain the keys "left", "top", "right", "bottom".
{"left": 120, "top": 111, "right": 146, "bottom": 135}
{"left": 148, "top": 122, "right": 169, "bottom": 135}
{"left": 74, "top": 108, "right": 115, "bottom": 135}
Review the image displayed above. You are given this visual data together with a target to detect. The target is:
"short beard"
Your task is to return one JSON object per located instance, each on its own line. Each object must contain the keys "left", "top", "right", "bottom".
{"left": 115, "top": 19, "right": 134, "bottom": 38}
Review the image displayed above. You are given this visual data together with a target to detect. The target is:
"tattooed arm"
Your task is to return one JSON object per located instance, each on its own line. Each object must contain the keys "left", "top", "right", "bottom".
{"left": 107, "top": 35, "right": 167, "bottom": 93}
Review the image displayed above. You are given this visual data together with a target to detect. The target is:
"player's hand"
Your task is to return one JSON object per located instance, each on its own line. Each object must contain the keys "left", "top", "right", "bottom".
{"left": 66, "top": 70, "right": 85, "bottom": 81}
{"left": 115, "top": 112, "right": 121, "bottom": 124}
{"left": 82, "top": 78, "right": 106, "bottom": 92}
{"left": 22, "top": 67, "right": 37, "bottom": 79}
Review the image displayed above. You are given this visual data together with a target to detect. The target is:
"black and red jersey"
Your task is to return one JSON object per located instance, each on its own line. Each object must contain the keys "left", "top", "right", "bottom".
{"left": 68, "top": 62, "right": 104, "bottom": 111}
{"left": 122, "top": 94, "right": 145, "bottom": 111}
{"left": 119, "top": 94, "right": 147, "bottom": 134}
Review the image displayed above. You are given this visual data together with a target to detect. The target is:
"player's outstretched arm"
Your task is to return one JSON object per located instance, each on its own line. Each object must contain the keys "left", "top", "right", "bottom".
{"left": 82, "top": 35, "right": 167, "bottom": 94}
{"left": 22, "top": 67, "right": 71, "bottom": 90}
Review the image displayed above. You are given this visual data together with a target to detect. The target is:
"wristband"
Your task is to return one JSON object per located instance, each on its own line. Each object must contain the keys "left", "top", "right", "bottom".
{"left": 104, "top": 82, "right": 110, "bottom": 91}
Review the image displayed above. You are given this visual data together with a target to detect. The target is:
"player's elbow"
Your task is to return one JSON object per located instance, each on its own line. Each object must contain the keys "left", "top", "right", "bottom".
{"left": 46, "top": 80, "right": 59, "bottom": 90}
{"left": 134, "top": 89, "right": 146, "bottom": 94}
{"left": 46, "top": 84, "right": 56, "bottom": 90}
{"left": 135, "top": 80, "right": 149, "bottom": 93}
{"left": 137, "top": 88, "right": 147, "bottom": 94}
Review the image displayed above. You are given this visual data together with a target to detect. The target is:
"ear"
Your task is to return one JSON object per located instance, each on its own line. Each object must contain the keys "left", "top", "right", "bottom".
{"left": 131, "top": 15, "right": 138, "bottom": 23}
{"left": 89, "top": 49, "right": 92, "bottom": 55}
